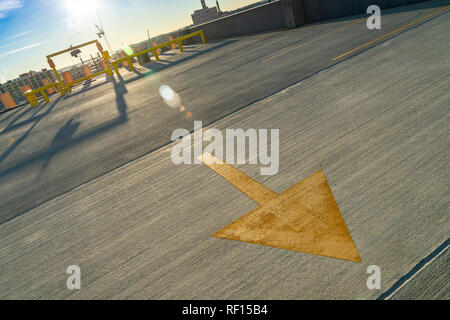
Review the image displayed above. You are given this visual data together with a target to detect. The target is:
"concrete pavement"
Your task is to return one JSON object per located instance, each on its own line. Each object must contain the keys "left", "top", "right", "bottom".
{"left": 1, "top": 1, "right": 448, "bottom": 224}
{"left": 380, "top": 240, "right": 449, "bottom": 300}
{"left": 0, "top": 0, "right": 448, "bottom": 299}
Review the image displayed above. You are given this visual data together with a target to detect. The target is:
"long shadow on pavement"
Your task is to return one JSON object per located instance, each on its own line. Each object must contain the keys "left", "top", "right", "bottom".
{"left": 0, "top": 96, "right": 63, "bottom": 164}
{"left": 0, "top": 79, "right": 130, "bottom": 223}
{"left": 0, "top": 96, "right": 65, "bottom": 133}
{"left": 35, "top": 117, "right": 81, "bottom": 181}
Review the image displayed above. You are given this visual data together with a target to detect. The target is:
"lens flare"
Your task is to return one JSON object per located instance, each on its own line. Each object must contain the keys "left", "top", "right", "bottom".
{"left": 159, "top": 85, "right": 175, "bottom": 100}
{"left": 122, "top": 44, "right": 134, "bottom": 56}
{"left": 159, "top": 85, "right": 181, "bottom": 108}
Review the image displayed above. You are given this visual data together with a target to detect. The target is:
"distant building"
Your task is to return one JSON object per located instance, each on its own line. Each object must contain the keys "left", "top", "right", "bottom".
{"left": 191, "top": 0, "right": 221, "bottom": 25}
{"left": 1, "top": 69, "right": 56, "bottom": 103}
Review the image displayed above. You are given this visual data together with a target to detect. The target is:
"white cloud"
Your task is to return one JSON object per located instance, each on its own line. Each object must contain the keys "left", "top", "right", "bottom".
{"left": 0, "top": 0, "right": 24, "bottom": 19}
{"left": 0, "top": 42, "right": 41, "bottom": 59}
{"left": 3, "top": 31, "right": 31, "bottom": 41}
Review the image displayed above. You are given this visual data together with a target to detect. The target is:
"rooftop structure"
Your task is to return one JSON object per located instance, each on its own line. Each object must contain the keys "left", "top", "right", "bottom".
{"left": 191, "top": 0, "right": 221, "bottom": 25}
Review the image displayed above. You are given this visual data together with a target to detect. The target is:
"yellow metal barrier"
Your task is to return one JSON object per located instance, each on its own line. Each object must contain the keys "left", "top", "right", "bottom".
{"left": 25, "top": 32, "right": 206, "bottom": 107}
{"left": 23, "top": 82, "right": 65, "bottom": 107}
{"left": 46, "top": 40, "right": 113, "bottom": 94}
{"left": 112, "top": 30, "right": 206, "bottom": 75}
{"left": 47, "top": 40, "right": 99, "bottom": 59}
{"left": 25, "top": 64, "right": 113, "bottom": 107}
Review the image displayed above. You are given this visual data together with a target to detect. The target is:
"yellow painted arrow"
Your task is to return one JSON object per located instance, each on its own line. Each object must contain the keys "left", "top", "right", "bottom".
{"left": 198, "top": 153, "right": 361, "bottom": 262}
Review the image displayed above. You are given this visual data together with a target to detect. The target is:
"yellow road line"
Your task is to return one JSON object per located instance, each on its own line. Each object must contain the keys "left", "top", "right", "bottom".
{"left": 223, "top": 51, "right": 254, "bottom": 64}
{"left": 255, "top": 29, "right": 287, "bottom": 41}
{"left": 262, "top": 18, "right": 364, "bottom": 63}
{"left": 221, "top": 31, "right": 288, "bottom": 64}
{"left": 332, "top": 5, "right": 450, "bottom": 61}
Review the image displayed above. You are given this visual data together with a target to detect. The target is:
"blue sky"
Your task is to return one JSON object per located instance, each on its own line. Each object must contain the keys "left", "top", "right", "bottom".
{"left": 0, "top": 0, "right": 255, "bottom": 82}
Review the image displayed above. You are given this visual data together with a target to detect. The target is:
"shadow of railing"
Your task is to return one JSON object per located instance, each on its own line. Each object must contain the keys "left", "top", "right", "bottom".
{"left": 34, "top": 117, "right": 81, "bottom": 180}
{"left": 0, "top": 97, "right": 48, "bottom": 127}
{"left": 0, "top": 72, "right": 130, "bottom": 177}
{"left": 0, "top": 95, "right": 64, "bottom": 164}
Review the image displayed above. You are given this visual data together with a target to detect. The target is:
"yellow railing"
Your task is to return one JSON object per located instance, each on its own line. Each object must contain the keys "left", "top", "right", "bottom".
{"left": 24, "top": 31, "right": 206, "bottom": 107}
{"left": 23, "top": 82, "right": 65, "bottom": 107}
{"left": 111, "top": 30, "right": 206, "bottom": 75}
{"left": 46, "top": 40, "right": 113, "bottom": 95}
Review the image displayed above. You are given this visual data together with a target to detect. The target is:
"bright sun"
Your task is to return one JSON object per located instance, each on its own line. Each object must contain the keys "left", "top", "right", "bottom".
{"left": 65, "top": 0, "right": 97, "bottom": 28}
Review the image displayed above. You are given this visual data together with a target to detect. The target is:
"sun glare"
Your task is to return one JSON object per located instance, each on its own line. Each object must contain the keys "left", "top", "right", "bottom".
{"left": 65, "top": 0, "right": 97, "bottom": 29}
